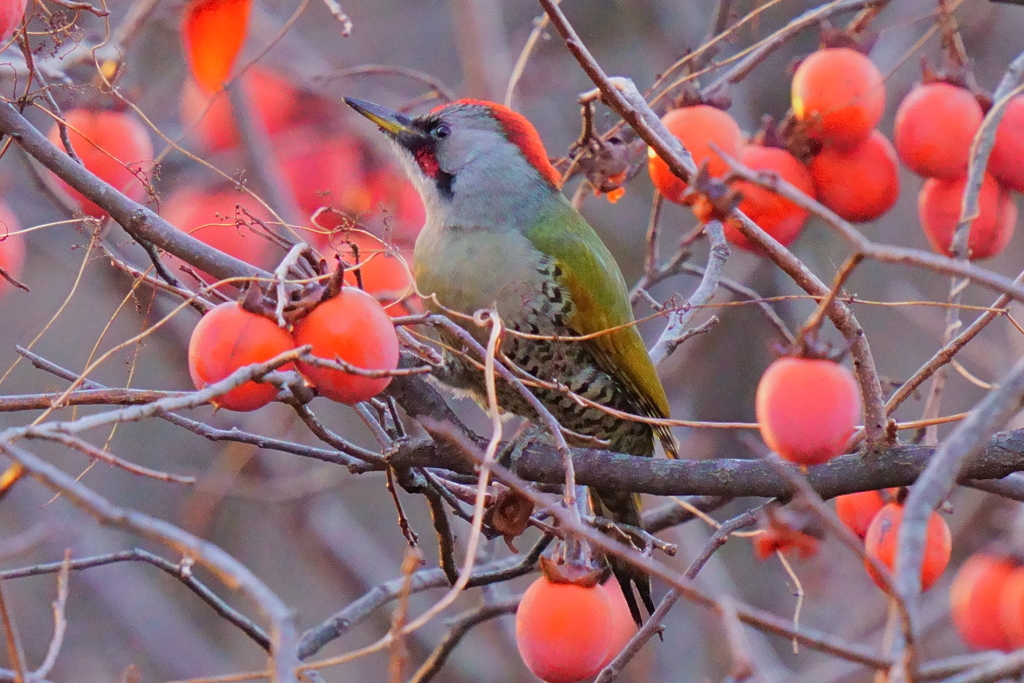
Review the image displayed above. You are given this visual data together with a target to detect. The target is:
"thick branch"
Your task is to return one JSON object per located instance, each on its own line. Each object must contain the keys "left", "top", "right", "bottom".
{"left": 386, "top": 419, "right": 1024, "bottom": 499}
{"left": 0, "top": 100, "right": 266, "bottom": 282}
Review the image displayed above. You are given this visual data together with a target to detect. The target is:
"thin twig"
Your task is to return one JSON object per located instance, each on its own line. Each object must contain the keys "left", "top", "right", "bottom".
{"left": 320, "top": 0, "right": 353, "bottom": 35}
{"left": 0, "top": 581, "right": 25, "bottom": 683}
{"left": 649, "top": 220, "right": 729, "bottom": 365}
{"left": 292, "top": 404, "right": 388, "bottom": 467}
{"left": 595, "top": 505, "right": 763, "bottom": 682}
{"left": 883, "top": 272, "right": 1022, "bottom": 418}
{"left": 642, "top": 192, "right": 663, "bottom": 282}
{"left": 45, "top": 0, "right": 109, "bottom": 15}
{"left": 0, "top": 387, "right": 188, "bottom": 412}
{"left": 406, "top": 599, "right": 519, "bottom": 683}
{"left": 30, "top": 432, "right": 196, "bottom": 485}
{"left": 32, "top": 551, "right": 71, "bottom": 680}
{"left": 296, "top": 535, "right": 551, "bottom": 659}
{"left": 385, "top": 466, "right": 420, "bottom": 548}
{"left": 388, "top": 550, "right": 420, "bottom": 683}
{"left": 504, "top": 2, "right": 555, "bottom": 107}
{"left": 0, "top": 549, "right": 271, "bottom": 651}
{"left": 0, "top": 444, "right": 296, "bottom": 679}
{"left": 300, "top": 355, "right": 434, "bottom": 378}
{"left": 683, "top": 265, "right": 796, "bottom": 344}
{"left": 102, "top": 246, "right": 214, "bottom": 312}
{"left": 317, "top": 65, "right": 453, "bottom": 102}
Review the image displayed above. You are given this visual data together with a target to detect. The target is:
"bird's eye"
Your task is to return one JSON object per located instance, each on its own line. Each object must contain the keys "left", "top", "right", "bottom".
{"left": 432, "top": 123, "right": 451, "bottom": 139}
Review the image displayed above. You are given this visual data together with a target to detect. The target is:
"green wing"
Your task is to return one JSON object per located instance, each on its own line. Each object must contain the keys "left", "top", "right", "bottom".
{"left": 526, "top": 197, "right": 677, "bottom": 457}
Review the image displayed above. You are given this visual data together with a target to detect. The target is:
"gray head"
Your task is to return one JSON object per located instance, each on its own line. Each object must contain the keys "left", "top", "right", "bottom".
{"left": 344, "top": 98, "right": 562, "bottom": 227}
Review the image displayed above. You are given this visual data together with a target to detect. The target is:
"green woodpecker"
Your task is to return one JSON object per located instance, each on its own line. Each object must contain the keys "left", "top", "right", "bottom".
{"left": 345, "top": 97, "right": 677, "bottom": 626}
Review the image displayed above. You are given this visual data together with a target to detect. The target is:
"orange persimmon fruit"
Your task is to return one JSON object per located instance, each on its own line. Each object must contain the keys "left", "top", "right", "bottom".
{"left": 989, "top": 95, "right": 1024, "bottom": 193}
{"left": 894, "top": 82, "right": 983, "bottom": 179}
{"left": 647, "top": 105, "right": 743, "bottom": 204}
{"left": 721, "top": 144, "right": 815, "bottom": 251}
{"left": 515, "top": 577, "right": 614, "bottom": 683}
{"left": 755, "top": 357, "right": 862, "bottom": 466}
{"left": 950, "top": 554, "right": 1016, "bottom": 652}
{"left": 47, "top": 109, "right": 155, "bottom": 218}
{"left": 835, "top": 489, "right": 896, "bottom": 540}
{"left": 863, "top": 502, "right": 952, "bottom": 592}
{"left": 792, "top": 47, "right": 885, "bottom": 150}
{"left": 292, "top": 287, "right": 400, "bottom": 404}
{"left": 182, "top": 0, "right": 253, "bottom": 93}
{"left": 188, "top": 301, "right": 296, "bottom": 411}
{"left": 810, "top": 130, "right": 899, "bottom": 223}
{"left": 918, "top": 173, "right": 1017, "bottom": 260}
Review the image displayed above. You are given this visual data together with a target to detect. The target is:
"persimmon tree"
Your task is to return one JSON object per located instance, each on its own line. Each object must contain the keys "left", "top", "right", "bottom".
{"left": 0, "top": 1, "right": 1022, "bottom": 683}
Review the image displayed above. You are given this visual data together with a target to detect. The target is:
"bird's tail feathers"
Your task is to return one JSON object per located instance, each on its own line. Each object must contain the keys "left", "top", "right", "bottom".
{"left": 656, "top": 423, "right": 679, "bottom": 459}
{"left": 591, "top": 488, "right": 655, "bottom": 627}
{"left": 608, "top": 555, "right": 655, "bottom": 627}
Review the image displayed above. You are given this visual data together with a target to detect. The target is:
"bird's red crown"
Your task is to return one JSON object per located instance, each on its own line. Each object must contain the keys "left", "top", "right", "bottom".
{"left": 433, "top": 99, "right": 562, "bottom": 188}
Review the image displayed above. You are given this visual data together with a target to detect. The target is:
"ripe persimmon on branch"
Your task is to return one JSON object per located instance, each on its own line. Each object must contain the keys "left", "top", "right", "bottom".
{"left": 0, "top": 1, "right": 1023, "bottom": 683}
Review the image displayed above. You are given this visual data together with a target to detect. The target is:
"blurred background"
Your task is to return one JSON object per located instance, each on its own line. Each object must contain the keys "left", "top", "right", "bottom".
{"left": 0, "top": 0, "right": 1022, "bottom": 681}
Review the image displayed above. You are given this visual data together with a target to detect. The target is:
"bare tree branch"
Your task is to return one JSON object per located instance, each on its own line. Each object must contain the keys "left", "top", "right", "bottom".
{"left": 0, "top": 444, "right": 298, "bottom": 681}
{"left": 297, "top": 536, "right": 551, "bottom": 659}
{"left": 889, "top": 356, "right": 1024, "bottom": 680}
{"left": 0, "top": 100, "right": 267, "bottom": 282}
{"left": 0, "top": 550, "right": 271, "bottom": 652}
{"left": 405, "top": 599, "right": 519, "bottom": 683}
